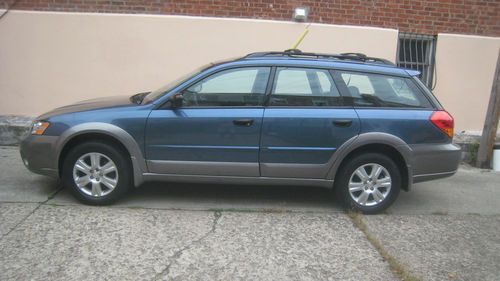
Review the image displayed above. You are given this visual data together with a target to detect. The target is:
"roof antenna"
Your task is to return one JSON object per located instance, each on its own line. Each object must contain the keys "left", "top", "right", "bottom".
{"left": 287, "top": 22, "right": 312, "bottom": 53}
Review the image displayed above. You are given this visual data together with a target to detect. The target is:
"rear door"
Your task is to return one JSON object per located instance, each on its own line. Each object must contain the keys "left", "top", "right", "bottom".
{"left": 259, "top": 67, "right": 360, "bottom": 179}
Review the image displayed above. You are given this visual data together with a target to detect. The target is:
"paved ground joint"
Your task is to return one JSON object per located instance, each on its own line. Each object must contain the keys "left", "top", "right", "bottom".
{"left": 0, "top": 184, "right": 63, "bottom": 240}
{"left": 347, "top": 211, "right": 422, "bottom": 281}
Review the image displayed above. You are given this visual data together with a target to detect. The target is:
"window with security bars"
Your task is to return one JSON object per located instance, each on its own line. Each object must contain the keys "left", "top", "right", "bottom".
{"left": 397, "top": 33, "right": 436, "bottom": 88}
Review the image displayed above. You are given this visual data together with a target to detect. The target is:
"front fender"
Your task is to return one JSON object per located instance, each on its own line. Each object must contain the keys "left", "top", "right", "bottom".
{"left": 55, "top": 122, "right": 147, "bottom": 187}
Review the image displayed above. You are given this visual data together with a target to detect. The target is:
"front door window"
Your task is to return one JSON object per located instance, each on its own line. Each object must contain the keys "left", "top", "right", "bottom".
{"left": 182, "top": 67, "right": 271, "bottom": 107}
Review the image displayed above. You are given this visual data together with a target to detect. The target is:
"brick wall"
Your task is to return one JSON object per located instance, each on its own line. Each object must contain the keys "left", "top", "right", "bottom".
{"left": 2, "top": 0, "right": 499, "bottom": 37}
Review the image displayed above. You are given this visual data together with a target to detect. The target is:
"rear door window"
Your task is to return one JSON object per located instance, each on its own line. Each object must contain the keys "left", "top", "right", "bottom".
{"left": 270, "top": 67, "right": 342, "bottom": 106}
{"left": 339, "top": 71, "right": 432, "bottom": 108}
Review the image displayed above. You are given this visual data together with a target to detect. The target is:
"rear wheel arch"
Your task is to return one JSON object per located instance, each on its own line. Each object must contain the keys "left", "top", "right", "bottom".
{"left": 335, "top": 151, "right": 402, "bottom": 213}
{"left": 335, "top": 143, "right": 409, "bottom": 191}
{"left": 329, "top": 134, "right": 412, "bottom": 191}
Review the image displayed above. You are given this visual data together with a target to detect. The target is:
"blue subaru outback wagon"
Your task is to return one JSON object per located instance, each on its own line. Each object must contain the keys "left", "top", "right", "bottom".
{"left": 20, "top": 50, "right": 461, "bottom": 213}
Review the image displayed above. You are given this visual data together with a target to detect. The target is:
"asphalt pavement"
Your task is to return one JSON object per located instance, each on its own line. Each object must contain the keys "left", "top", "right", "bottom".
{"left": 0, "top": 145, "right": 499, "bottom": 280}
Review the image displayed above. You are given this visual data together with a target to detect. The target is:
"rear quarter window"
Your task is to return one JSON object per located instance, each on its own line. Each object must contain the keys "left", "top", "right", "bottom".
{"left": 339, "top": 71, "right": 432, "bottom": 108}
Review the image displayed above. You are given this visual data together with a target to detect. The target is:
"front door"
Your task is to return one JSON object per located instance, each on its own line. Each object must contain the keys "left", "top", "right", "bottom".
{"left": 145, "top": 66, "right": 271, "bottom": 177}
{"left": 259, "top": 67, "right": 360, "bottom": 178}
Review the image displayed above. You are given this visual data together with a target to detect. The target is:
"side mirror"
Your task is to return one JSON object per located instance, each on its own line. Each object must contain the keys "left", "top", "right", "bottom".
{"left": 169, "top": 93, "right": 184, "bottom": 108}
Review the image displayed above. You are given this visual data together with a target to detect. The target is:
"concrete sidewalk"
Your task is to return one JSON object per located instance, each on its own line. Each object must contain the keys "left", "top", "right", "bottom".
{"left": 0, "top": 146, "right": 499, "bottom": 280}
{"left": 0, "top": 204, "right": 398, "bottom": 281}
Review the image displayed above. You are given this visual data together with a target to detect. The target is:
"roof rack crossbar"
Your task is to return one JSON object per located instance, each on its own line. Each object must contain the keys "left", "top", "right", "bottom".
{"left": 244, "top": 50, "right": 394, "bottom": 65}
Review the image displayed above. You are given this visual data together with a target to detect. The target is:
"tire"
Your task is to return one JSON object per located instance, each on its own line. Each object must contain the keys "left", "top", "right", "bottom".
{"left": 335, "top": 153, "right": 401, "bottom": 214}
{"left": 62, "top": 141, "right": 132, "bottom": 205}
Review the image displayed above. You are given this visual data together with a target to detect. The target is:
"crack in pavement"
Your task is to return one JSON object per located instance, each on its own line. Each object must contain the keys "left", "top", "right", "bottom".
{"left": 153, "top": 211, "right": 222, "bottom": 281}
{"left": 0, "top": 185, "right": 63, "bottom": 241}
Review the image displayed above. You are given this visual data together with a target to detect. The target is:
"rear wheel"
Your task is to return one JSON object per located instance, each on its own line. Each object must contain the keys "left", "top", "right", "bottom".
{"left": 335, "top": 153, "right": 401, "bottom": 214}
{"left": 62, "top": 141, "right": 131, "bottom": 205}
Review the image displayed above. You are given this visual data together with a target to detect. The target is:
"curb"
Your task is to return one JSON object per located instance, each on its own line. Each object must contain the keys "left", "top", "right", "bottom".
{"left": 0, "top": 116, "right": 33, "bottom": 146}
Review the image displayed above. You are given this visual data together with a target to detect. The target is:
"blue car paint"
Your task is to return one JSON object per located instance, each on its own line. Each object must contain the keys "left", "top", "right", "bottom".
{"left": 41, "top": 102, "right": 154, "bottom": 156}
{"left": 259, "top": 108, "right": 360, "bottom": 165}
{"left": 146, "top": 108, "right": 264, "bottom": 164}
{"left": 73, "top": 108, "right": 152, "bottom": 154}
{"left": 354, "top": 109, "right": 450, "bottom": 144}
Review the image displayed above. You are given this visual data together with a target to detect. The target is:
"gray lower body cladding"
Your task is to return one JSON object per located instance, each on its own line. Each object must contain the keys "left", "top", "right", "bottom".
{"left": 20, "top": 134, "right": 462, "bottom": 188}
{"left": 19, "top": 135, "right": 59, "bottom": 177}
{"left": 410, "top": 143, "right": 461, "bottom": 183}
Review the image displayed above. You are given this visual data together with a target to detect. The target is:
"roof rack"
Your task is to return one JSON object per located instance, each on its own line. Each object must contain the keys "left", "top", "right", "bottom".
{"left": 244, "top": 49, "right": 394, "bottom": 65}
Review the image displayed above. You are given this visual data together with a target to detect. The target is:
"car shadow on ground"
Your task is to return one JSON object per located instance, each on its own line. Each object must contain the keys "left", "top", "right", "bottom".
{"left": 50, "top": 181, "right": 342, "bottom": 212}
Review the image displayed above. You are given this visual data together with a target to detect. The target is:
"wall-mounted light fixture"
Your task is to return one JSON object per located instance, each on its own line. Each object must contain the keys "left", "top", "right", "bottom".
{"left": 293, "top": 7, "right": 309, "bottom": 22}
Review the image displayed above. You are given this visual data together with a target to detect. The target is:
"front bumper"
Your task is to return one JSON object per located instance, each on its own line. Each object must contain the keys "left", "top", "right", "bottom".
{"left": 410, "top": 143, "right": 461, "bottom": 183}
{"left": 19, "top": 135, "right": 59, "bottom": 178}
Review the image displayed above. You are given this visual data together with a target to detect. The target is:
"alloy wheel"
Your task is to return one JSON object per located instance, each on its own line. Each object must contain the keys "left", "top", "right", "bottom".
{"left": 348, "top": 163, "right": 392, "bottom": 207}
{"left": 72, "top": 152, "right": 119, "bottom": 197}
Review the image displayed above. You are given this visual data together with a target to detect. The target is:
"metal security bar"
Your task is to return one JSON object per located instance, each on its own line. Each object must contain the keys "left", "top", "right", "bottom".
{"left": 397, "top": 33, "right": 436, "bottom": 88}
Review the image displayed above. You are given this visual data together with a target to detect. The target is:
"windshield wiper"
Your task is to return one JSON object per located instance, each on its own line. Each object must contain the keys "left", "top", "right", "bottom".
{"left": 129, "top": 92, "right": 151, "bottom": 104}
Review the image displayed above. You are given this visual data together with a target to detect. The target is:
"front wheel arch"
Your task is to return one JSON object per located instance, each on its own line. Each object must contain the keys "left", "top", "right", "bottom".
{"left": 62, "top": 140, "right": 132, "bottom": 205}
{"left": 58, "top": 133, "right": 131, "bottom": 178}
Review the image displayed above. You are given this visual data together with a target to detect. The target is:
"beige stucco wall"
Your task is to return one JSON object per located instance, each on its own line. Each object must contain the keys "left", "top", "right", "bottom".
{"left": 433, "top": 34, "right": 500, "bottom": 133}
{"left": 3, "top": 11, "right": 497, "bottom": 133}
{"left": 0, "top": 10, "right": 398, "bottom": 116}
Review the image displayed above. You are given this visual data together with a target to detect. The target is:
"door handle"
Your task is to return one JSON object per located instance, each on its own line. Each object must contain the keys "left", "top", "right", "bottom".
{"left": 333, "top": 119, "right": 353, "bottom": 127}
{"left": 233, "top": 119, "right": 254, "bottom": 127}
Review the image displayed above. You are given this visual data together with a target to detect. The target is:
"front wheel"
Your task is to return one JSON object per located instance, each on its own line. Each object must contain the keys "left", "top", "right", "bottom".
{"left": 62, "top": 141, "right": 132, "bottom": 205}
{"left": 335, "top": 153, "right": 401, "bottom": 214}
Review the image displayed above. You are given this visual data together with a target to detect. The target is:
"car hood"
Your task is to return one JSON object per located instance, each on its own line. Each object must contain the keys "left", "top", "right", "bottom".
{"left": 37, "top": 95, "right": 135, "bottom": 120}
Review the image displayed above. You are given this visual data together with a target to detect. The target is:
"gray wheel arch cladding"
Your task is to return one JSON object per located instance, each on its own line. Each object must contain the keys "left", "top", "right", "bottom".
{"left": 55, "top": 122, "right": 146, "bottom": 187}
{"left": 326, "top": 132, "right": 413, "bottom": 190}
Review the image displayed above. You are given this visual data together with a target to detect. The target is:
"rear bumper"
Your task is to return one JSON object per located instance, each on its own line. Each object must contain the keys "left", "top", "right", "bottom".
{"left": 410, "top": 143, "right": 461, "bottom": 183}
{"left": 19, "top": 135, "right": 59, "bottom": 178}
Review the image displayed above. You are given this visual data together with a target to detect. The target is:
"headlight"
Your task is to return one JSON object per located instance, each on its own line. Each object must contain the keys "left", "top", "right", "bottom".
{"left": 31, "top": 121, "right": 50, "bottom": 135}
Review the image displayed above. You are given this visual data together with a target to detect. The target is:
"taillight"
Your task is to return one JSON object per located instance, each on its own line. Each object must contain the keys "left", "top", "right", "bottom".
{"left": 430, "top": 111, "right": 454, "bottom": 138}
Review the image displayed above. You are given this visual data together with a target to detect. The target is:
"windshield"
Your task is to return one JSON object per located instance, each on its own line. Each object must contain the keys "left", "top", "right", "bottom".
{"left": 142, "top": 64, "right": 210, "bottom": 103}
